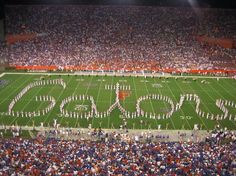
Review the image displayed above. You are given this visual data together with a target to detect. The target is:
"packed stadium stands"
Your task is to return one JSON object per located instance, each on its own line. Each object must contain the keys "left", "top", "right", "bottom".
{"left": 0, "top": 130, "right": 235, "bottom": 175}
{"left": 0, "top": 5, "right": 235, "bottom": 175}
{"left": 2, "top": 6, "right": 236, "bottom": 71}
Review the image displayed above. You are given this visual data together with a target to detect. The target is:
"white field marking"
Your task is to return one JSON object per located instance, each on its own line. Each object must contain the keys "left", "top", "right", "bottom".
{"left": 140, "top": 80, "right": 149, "bottom": 83}
{"left": 216, "top": 80, "right": 236, "bottom": 99}
{"left": 0, "top": 73, "right": 5, "bottom": 78}
{"left": 74, "top": 77, "right": 93, "bottom": 127}
{"left": 23, "top": 79, "right": 67, "bottom": 125}
{"left": 164, "top": 80, "right": 187, "bottom": 130}
{"left": 33, "top": 78, "right": 42, "bottom": 81}
{"left": 195, "top": 81, "right": 223, "bottom": 129}
{"left": 119, "top": 80, "right": 127, "bottom": 82}
{"left": 211, "top": 81, "right": 236, "bottom": 128}
{"left": 108, "top": 76, "right": 115, "bottom": 129}
{"left": 180, "top": 116, "right": 193, "bottom": 120}
{"left": 3, "top": 71, "right": 234, "bottom": 80}
{"left": 161, "top": 80, "right": 169, "bottom": 83}
{"left": 145, "top": 79, "right": 158, "bottom": 128}
{"left": 75, "top": 105, "right": 88, "bottom": 111}
{"left": 0, "top": 75, "right": 32, "bottom": 111}
{"left": 154, "top": 80, "right": 171, "bottom": 129}
{"left": 173, "top": 82, "right": 197, "bottom": 130}
{"left": 76, "top": 78, "right": 84, "bottom": 81}
{"left": 92, "top": 75, "right": 104, "bottom": 127}
{"left": 199, "top": 81, "right": 226, "bottom": 126}
{"left": 10, "top": 81, "right": 49, "bottom": 126}
{"left": 97, "top": 79, "right": 106, "bottom": 82}
{"left": 143, "top": 80, "right": 156, "bottom": 125}
{"left": 178, "top": 80, "right": 209, "bottom": 130}
{"left": 152, "top": 83, "right": 163, "bottom": 88}
{"left": 55, "top": 77, "right": 78, "bottom": 124}
{"left": 24, "top": 80, "right": 65, "bottom": 126}
{"left": 221, "top": 79, "right": 236, "bottom": 92}
{"left": 182, "top": 81, "right": 191, "bottom": 84}
{"left": 132, "top": 77, "right": 139, "bottom": 105}
{"left": 0, "top": 75, "right": 33, "bottom": 125}
{"left": 0, "top": 75, "right": 29, "bottom": 99}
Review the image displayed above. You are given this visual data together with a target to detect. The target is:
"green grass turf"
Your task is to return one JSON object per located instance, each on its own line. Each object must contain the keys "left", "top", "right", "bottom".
{"left": 0, "top": 73, "right": 236, "bottom": 130}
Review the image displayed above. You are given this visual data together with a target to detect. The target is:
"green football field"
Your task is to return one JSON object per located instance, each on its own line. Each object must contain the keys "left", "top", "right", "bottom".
{"left": 0, "top": 72, "right": 236, "bottom": 130}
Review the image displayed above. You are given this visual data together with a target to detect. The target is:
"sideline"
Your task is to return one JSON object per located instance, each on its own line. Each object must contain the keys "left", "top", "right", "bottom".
{"left": 0, "top": 125, "right": 211, "bottom": 142}
{"left": 2, "top": 71, "right": 234, "bottom": 79}
{"left": 0, "top": 73, "right": 5, "bottom": 78}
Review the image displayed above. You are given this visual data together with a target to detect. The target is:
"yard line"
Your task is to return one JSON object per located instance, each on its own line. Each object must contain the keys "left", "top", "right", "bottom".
{"left": 153, "top": 78, "right": 176, "bottom": 129}
{"left": 48, "top": 76, "right": 74, "bottom": 126}
{"left": 0, "top": 75, "right": 32, "bottom": 105}
{"left": 132, "top": 77, "right": 143, "bottom": 129}
{"left": 0, "top": 74, "right": 24, "bottom": 96}
{"left": 220, "top": 79, "right": 236, "bottom": 93}
{"left": 178, "top": 80, "right": 209, "bottom": 130}
{"left": 91, "top": 76, "right": 104, "bottom": 128}
{"left": 74, "top": 76, "right": 93, "bottom": 128}
{"left": 143, "top": 79, "right": 158, "bottom": 129}
{"left": 208, "top": 81, "right": 236, "bottom": 128}
{"left": 0, "top": 75, "right": 33, "bottom": 124}
{"left": 24, "top": 79, "right": 63, "bottom": 126}
{"left": 215, "top": 80, "right": 236, "bottom": 99}
{"left": 166, "top": 80, "right": 191, "bottom": 130}
{"left": 74, "top": 78, "right": 92, "bottom": 128}
{"left": 23, "top": 75, "right": 70, "bottom": 126}
{"left": 131, "top": 77, "right": 139, "bottom": 103}
{"left": 108, "top": 76, "right": 114, "bottom": 129}
{"left": 9, "top": 80, "right": 51, "bottom": 126}
{"left": 195, "top": 81, "right": 224, "bottom": 129}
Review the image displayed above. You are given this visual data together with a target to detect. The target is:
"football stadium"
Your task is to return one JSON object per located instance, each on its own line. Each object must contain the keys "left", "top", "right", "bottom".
{"left": 0, "top": 0, "right": 235, "bottom": 175}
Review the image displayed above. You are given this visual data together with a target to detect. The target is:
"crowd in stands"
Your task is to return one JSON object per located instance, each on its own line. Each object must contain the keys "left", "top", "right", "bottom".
{"left": 1, "top": 6, "right": 235, "bottom": 71}
{"left": 206, "top": 128, "right": 236, "bottom": 144}
{"left": 0, "top": 129, "right": 235, "bottom": 175}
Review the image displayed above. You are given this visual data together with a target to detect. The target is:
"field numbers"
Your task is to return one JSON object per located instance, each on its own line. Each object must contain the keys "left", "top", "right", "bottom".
{"left": 180, "top": 116, "right": 193, "bottom": 120}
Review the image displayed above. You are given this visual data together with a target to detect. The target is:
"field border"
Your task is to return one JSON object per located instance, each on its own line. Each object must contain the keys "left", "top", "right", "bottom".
{"left": 0, "top": 124, "right": 211, "bottom": 142}
{"left": 0, "top": 73, "right": 5, "bottom": 78}
{"left": 2, "top": 71, "right": 234, "bottom": 79}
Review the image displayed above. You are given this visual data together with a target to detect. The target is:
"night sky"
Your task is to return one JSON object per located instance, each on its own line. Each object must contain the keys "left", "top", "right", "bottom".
{"left": 1, "top": 0, "right": 236, "bottom": 9}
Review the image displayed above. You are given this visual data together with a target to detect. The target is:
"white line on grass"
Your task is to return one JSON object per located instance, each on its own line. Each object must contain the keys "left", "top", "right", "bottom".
{"left": 132, "top": 77, "right": 144, "bottom": 129}
{"left": 75, "top": 76, "right": 94, "bottom": 128}
{"left": 220, "top": 79, "right": 236, "bottom": 93}
{"left": 0, "top": 75, "right": 32, "bottom": 105}
{"left": 108, "top": 76, "right": 114, "bottom": 129}
{"left": 153, "top": 78, "right": 176, "bottom": 130}
{"left": 24, "top": 79, "right": 62, "bottom": 126}
{"left": 91, "top": 76, "right": 103, "bottom": 128}
{"left": 210, "top": 81, "right": 236, "bottom": 128}
{"left": 9, "top": 80, "right": 50, "bottom": 126}
{"left": 215, "top": 80, "right": 236, "bottom": 99}
{"left": 196, "top": 81, "right": 224, "bottom": 128}
{"left": 4, "top": 72, "right": 233, "bottom": 79}
{"left": 73, "top": 76, "right": 93, "bottom": 128}
{"left": 0, "top": 73, "right": 5, "bottom": 78}
{"left": 43, "top": 76, "right": 74, "bottom": 126}
{"left": 178, "top": 80, "right": 209, "bottom": 130}
{"left": 0, "top": 76, "right": 33, "bottom": 124}
{"left": 166, "top": 80, "right": 191, "bottom": 130}
{"left": 143, "top": 79, "right": 159, "bottom": 129}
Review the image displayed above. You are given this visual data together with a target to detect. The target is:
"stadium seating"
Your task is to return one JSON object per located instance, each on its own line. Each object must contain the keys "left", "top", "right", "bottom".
{"left": 1, "top": 6, "right": 235, "bottom": 72}
{"left": 0, "top": 130, "right": 235, "bottom": 175}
